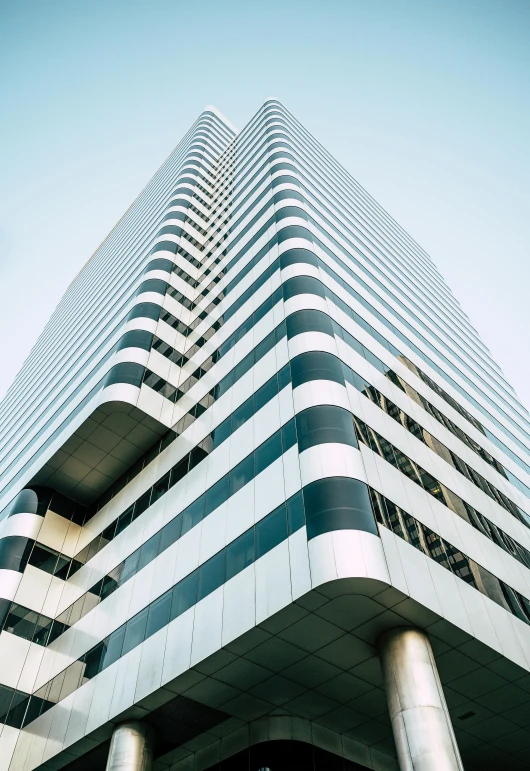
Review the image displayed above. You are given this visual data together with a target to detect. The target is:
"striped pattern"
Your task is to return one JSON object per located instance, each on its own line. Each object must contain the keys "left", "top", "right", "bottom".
{"left": 0, "top": 102, "right": 529, "bottom": 771}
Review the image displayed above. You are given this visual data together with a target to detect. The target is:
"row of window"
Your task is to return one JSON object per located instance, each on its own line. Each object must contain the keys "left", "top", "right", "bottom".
{"left": 139, "top": 261, "right": 529, "bottom": 521}
{"left": 239, "top": 110, "right": 475, "bottom": 342}
{"left": 89, "top": 277, "right": 290, "bottom": 519}
{"left": 214, "top": 126, "right": 480, "bottom": 382}
{"left": 0, "top": 485, "right": 309, "bottom": 729}
{"left": 293, "top": 243, "right": 530, "bottom": 483}
{"left": 209, "top": 145, "right": 485, "bottom": 397}
{"left": 148, "top": 199, "right": 530, "bottom": 488}
{"left": 204, "top": 146, "right": 524, "bottom": 452}
{"left": 156, "top": 236, "right": 512, "bottom": 491}
{"left": 0, "top": 369, "right": 295, "bottom": 647}
{"left": 277, "top": 205, "right": 528, "bottom": 447}
{"left": 0, "top": 129, "right": 223, "bottom": 510}
{"left": 342, "top": 355, "right": 528, "bottom": 525}
{"left": 5, "top": 472, "right": 530, "bottom": 732}
{"left": 202, "top": 187, "right": 530, "bottom": 469}
{"left": 265, "top": 125, "right": 505, "bottom": 397}
{"left": 125, "top": 294, "right": 530, "bottom": 562}
{"left": 145, "top": 290, "right": 286, "bottom": 405}
{"left": 70, "top": 366, "right": 293, "bottom": 579}
{"left": 370, "top": 487, "right": 530, "bottom": 626}
{"left": 12, "top": 366, "right": 527, "bottom": 659}
{"left": 353, "top": 413, "right": 530, "bottom": 567}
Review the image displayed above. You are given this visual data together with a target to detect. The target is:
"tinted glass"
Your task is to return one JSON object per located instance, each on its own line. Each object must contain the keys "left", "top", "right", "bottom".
{"left": 303, "top": 477, "right": 377, "bottom": 539}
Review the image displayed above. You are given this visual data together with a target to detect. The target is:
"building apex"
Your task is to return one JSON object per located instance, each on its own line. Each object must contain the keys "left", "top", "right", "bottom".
{"left": 203, "top": 105, "right": 238, "bottom": 134}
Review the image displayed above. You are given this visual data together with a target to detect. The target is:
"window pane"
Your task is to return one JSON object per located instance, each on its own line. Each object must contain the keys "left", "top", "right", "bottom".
{"left": 145, "top": 591, "right": 171, "bottom": 638}
{"left": 303, "top": 478, "right": 377, "bottom": 539}
{"left": 158, "top": 514, "right": 182, "bottom": 553}
{"left": 83, "top": 642, "right": 105, "bottom": 680}
{"left": 255, "top": 431, "right": 282, "bottom": 476}
{"left": 181, "top": 497, "right": 205, "bottom": 535}
{"left": 256, "top": 505, "right": 287, "bottom": 559}
{"left": 152, "top": 472, "right": 170, "bottom": 503}
{"left": 287, "top": 492, "right": 305, "bottom": 534}
{"left": 120, "top": 549, "right": 140, "bottom": 584}
{"left": 170, "top": 572, "right": 198, "bottom": 620}
{"left": 211, "top": 417, "right": 231, "bottom": 449}
{"left": 281, "top": 418, "right": 297, "bottom": 452}
{"left": 137, "top": 530, "right": 161, "bottom": 572}
{"left": 296, "top": 406, "right": 357, "bottom": 452}
{"left": 226, "top": 529, "right": 255, "bottom": 581}
{"left": 229, "top": 455, "right": 254, "bottom": 496}
{"left": 122, "top": 608, "right": 148, "bottom": 656}
{"left": 290, "top": 351, "right": 344, "bottom": 389}
{"left": 254, "top": 375, "right": 278, "bottom": 413}
{"left": 205, "top": 476, "right": 229, "bottom": 517}
{"left": 231, "top": 398, "right": 254, "bottom": 433}
{"left": 197, "top": 551, "right": 226, "bottom": 601}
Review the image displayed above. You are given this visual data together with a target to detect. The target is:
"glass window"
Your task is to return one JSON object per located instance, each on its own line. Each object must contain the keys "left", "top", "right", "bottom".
{"left": 296, "top": 406, "right": 357, "bottom": 452}
{"left": 278, "top": 363, "right": 291, "bottom": 391}
{"left": 169, "top": 456, "right": 189, "bottom": 487}
{"left": 282, "top": 275, "right": 325, "bottom": 302}
{"left": 122, "top": 607, "right": 148, "bottom": 656}
{"left": 286, "top": 309, "right": 334, "bottom": 340}
{"left": 254, "top": 330, "right": 276, "bottom": 362}
{"left": 229, "top": 455, "right": 254, "bottom": 496}
{"left": 254, "top": 375, "right": 278, "bottom": 413}
{"left": 198, "top": 551, "right": 226, "bottom": 601}
{"left": 158, "top": 514, "right": 182, "bottom": 554}
{"left": 145, "top": 591, "right": 171, "bottom": 638}
{"left": 137, "top": 530, "right": 161, "bottom": 573}
{"left": 205, "top": 475, "right": 229, "bottom": 517}
{"left": 256, "top": 504, "right": 287, "bottom": 558}
{"left": 234, "top": 352, "right": 253, "bottom": 382}
{"left": 83, "top": 641, "right": 105, "bottom": 680}
{"left": 287, "top": 492, "right": 305, "bottom": 534}
{"left": 231, "top": 397, "right": 254, "bottom": 433}
{"left": 181, "top": 497, "right": 205, "bottom": 535}
{"left": 152, "top": 472, "right": 170, "bottom": 503}
{"left": 26, "top": 542, "right": 57, "bottom": 574}
{"left": 170, "top": 572, "right": 198, "bottom": 621}
{"left": 281, "top": 418, "right": 297, "bottom": 452}
{"left": 127, "top": 302, "right": 161, "bottom": 322}
{"left": 101, "top": 625, "right": 126, "bottom": 670}
{"left": 255, "top": 431, "right": 282, "bottom": 476}
{"left": 116, "top": 330, "right": 153, "bottom": 352}
{"left": 279, "top": 248, "right": 318, "bottom": 269}
{"left": 104, "top": 363, "right": 145, "bottom": 388}
{"left": 120, "top": 549, "right": 140, "bottom": 584}
{"left": 303, "top": 478, "right": 377, "bottom": 540}
{"left": 211, "top": 417, "right": 231, "bottom": 449}
{"left": 290, "top": 351, "right": 345, "bottom": 389}
{"left": 226, "top": 529, "right": 255, "bottom": 581}
{"left": 133, "top": 489, "right": 151, "bottom": 519}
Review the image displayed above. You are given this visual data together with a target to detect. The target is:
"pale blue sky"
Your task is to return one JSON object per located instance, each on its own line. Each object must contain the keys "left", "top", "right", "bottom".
{"left": 1, "top": 0, "right": 529, "bottom": 416}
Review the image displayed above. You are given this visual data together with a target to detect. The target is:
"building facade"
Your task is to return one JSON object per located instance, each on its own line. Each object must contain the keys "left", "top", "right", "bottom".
{"left": 0, "top": 100, "right": 529, "bottom": 771}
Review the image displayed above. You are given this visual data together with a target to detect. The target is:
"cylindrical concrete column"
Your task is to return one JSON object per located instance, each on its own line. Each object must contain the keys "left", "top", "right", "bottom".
{"left": 378, "top": 627, "right": 463, "bottom": 771}
{"left": 106, "top": 721, "right": 153, "bottom": 771}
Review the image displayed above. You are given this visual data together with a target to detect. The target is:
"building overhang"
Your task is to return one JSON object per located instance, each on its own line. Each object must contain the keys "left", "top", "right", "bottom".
{"left": 28, "top": 398, "right": 168, "bottom": 507}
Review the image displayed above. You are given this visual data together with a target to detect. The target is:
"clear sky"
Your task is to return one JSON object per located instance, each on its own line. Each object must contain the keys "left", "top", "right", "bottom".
{"left": 1, "top": 0, "right": 529, "bottom": 417}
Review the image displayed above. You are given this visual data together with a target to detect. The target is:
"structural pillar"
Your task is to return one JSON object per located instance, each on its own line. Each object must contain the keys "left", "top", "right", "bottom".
{"left": 106, "top": 721, "right": 153, "bottom": 771}
{"left": 378, "top": 627, "right": 463, "bottom": 771}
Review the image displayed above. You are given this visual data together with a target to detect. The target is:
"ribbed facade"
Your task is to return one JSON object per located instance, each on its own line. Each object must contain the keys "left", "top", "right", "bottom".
{"left": 0, "top": 100, "right": 529, "bottom": 771}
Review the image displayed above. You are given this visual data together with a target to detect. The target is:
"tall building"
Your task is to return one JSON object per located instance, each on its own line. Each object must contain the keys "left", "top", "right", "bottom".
{"left": 0, "top": 100, "right": 529, "bottom": 771}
